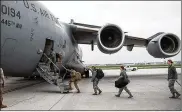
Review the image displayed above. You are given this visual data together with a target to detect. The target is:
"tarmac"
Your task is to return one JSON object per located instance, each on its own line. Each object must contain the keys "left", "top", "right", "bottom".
{"left": 1, "top": 68, "right": 181, "bottom": 110}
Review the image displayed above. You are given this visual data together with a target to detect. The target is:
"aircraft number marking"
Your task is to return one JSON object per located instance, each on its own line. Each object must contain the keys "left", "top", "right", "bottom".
{"left": 1, "top": 18, "right": 22, "bottom": 29}
{"left": 1, "top": 19, "right": 11, "bottom": 26}
{"left": 1, "top": 5, "right": 21, "bottom": 19}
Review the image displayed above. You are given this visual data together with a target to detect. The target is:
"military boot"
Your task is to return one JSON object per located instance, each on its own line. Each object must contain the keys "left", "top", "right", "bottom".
{"left": 115, "top": 94, "right": 120, "bottom": 97}
{"left": 175, "top": 92, "right": 181, "bottom": 98}
{"left": 98, "top": 90, "right": 102, "bottom": 94}
{"left": 1, "top": 104, "right": 7, "bottom": 108}
{"left": 77, "top": 89, "right": 80, "bottom": 93}
{"left": 128, "top": 95, "right": 133, "bottom": 98}
{"left": 92, "top": 89, "right": 97, "bottom": 95}
{"left": 169, "top": 93, "right": 176, "bottom": 98}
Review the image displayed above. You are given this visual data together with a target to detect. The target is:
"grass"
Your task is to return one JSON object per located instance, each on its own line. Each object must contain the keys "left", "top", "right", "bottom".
{"left": 87, "top": 64, "right": 181, "bottom": 70}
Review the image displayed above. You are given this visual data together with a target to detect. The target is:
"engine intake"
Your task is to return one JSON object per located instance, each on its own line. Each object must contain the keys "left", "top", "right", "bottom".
{"left": 97, "top": 24, "right": 125, "bottom": 54}
{"left": 147, "top": 33, "right": 181, "bottom": 58}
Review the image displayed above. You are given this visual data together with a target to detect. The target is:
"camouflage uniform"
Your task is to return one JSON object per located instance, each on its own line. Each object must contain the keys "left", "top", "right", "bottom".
{"left": 49, "top": 51, "right": 56, "bottom": 73}
{"left": 56, "top": 53, "right": 62, "bottom": 62}
{"left": 168, "top": 64, "right": 180, "bottom": 98}
{"left": 115, "top": 70, "right": 133, "bottom": 98}
{"left": 91, "top": 69, "right": 102, "bottom": 95}
{"left": 0, "top": 68, "right": 7, "bottom": 109}
{"left": 69, "top": 70, "right": 81, "bottom": 93}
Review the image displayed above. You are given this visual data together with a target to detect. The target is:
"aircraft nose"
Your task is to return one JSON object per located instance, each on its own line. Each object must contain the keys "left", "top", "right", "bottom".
{"left": 1, "top": 34, "right": 18, "bottom": 75}
{"left": 1, "top": 38, "right": 18, "bottom": 57}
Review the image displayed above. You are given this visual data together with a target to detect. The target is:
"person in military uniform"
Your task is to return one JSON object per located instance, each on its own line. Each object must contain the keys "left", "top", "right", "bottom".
{"left": 0, "top": 68, "right": 7, "bottom": 109}
{"left": 68, "top": 69, "right": 81, "bottom": 93}
{"left": 167, "top": 59, "right": 181, "bottom": 98}
{"left": 55, "top": 53, "right": 62, "bottom": 74}
{"left": 115, "top": 66, "right": 133, "bottom": 98}
{"left": 90, "top": 66, "right": 102, "bottom": 95}
{"left": 57, "top": 53, "right": 62, "bottom": 63}
{"left": 49, "top": 49, "right": 57, "bottom": 73}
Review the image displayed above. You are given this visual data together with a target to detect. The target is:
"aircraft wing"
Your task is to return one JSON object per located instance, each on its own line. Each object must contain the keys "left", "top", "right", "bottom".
{"left": 70, "top": 21, "right": 101, "bottom": 45}
{"left": 69, "top": 19, "right": 181, "bottom": 58}
{"left": 70, "top": 20, "right": 148, "bottom": 48}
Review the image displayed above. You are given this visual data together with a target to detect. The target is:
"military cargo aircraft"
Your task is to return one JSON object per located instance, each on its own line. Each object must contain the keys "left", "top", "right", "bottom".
{"left": 1, "top": 1, "right": 181, "bottom": 88}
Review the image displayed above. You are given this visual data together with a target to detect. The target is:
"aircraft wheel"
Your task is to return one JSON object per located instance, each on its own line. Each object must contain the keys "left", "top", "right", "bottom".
{"left": 85, "top": 72, "right": 89, "bottom": 78}
{"left": 28, "top": 76, "right": 36, "bottom": 80}
{"left": 82, "top": 74, "right": 86, "bottom": 78}
{"left": 24, "top": 76, "right": 29, "bottom": 79}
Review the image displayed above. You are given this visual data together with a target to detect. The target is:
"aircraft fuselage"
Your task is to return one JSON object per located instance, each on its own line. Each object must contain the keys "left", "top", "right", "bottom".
{"left": 1, "top": 1, "right": 85, "bottom": 77}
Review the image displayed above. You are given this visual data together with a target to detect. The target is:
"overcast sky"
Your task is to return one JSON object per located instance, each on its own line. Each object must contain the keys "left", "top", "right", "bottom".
{"left": 40, "top": 1, "right": 181, "bottom": 64}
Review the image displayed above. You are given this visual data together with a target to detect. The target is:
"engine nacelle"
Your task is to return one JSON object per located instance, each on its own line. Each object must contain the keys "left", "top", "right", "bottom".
{"left": 147, "top": 33, "right": 181, "bottom": 58}
{"left": 97, "top": 24, "right": 125, "bottom": 54}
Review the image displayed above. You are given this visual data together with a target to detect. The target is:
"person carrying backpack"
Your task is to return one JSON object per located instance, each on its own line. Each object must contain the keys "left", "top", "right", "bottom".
{"left": 90, "top": 66, "right": 102, "bottom": 95}
{"left": 68, "top": 69, "right": 81, "bottom": 93}
{"left": 115, "top": 66, "right": 133, "bottom": 98}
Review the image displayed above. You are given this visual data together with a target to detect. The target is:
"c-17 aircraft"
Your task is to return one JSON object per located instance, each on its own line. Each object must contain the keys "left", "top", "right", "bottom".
{"left": 1, "top": 1, "right": 181, "bottom": 91}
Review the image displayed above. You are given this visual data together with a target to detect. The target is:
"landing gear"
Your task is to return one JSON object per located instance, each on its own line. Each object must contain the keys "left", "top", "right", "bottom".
{"left": 81, "top": 69, "right": 89, "bottom": 78}
{"left": 84, "top": 70, "right": 89, "bottom": 78}
{"left": 85, "top": 73, "right": 89, "bottom": 78}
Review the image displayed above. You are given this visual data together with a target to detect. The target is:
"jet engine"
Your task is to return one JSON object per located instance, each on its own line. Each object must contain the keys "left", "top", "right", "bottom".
{"left": 147, "top": 33, "right": 181, "bottom": 58}
{"left": 97, "top": 24, "right": 125, "bottom": 54}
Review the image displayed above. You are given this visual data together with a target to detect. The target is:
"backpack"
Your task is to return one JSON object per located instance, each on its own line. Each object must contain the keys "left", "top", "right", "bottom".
{"left": 96, "top": 69, "right": 104, "bottom": 79}
{"left": 75, "top": 72, "right": 82, "bottom": 80}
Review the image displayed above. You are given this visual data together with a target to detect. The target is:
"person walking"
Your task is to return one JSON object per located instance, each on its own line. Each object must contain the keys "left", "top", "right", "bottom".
{"left": 68, "top": 69, "right": 81, "bottom": 93}
{"left": 167, "top": 59, "right": 181, "bottom": 98}
{"left": 90, "top": 66, "right": 102, "bottom": 95}
{"left": 115, "top": 66, "right": 133, "bottom": 98}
